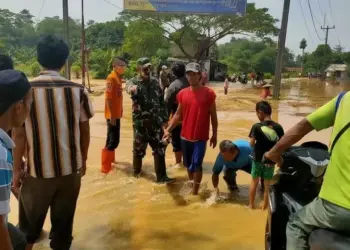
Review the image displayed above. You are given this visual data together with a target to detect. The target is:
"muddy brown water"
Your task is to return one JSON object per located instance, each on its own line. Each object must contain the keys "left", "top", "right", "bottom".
{"left": 9, "top": 79, "right": 350, "bottom": 250}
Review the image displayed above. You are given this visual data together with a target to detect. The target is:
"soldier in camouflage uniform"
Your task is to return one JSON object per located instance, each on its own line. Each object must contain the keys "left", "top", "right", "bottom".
{"left": 126, "top": 58, "right": 175, "bottom": 183}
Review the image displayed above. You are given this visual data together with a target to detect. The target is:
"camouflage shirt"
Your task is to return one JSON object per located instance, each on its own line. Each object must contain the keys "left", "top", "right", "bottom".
{"left": 126, "top": 75, "right": 168, "bottom": 128}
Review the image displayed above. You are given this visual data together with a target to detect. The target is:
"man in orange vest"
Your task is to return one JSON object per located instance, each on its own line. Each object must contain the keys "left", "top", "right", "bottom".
{"left": 101, "top": 57, "right": 127, "bottom": 173}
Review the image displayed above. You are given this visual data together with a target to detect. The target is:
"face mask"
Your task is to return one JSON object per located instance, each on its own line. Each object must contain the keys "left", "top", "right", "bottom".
{"left": 116, "top": 67, "right": 125, "bottom": 75}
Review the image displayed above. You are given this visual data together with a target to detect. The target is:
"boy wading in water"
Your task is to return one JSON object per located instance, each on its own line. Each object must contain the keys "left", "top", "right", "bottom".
{"left": 164, "top": 63, "right": 218, "bottom": 195}
{"left": 248, "top": 101, "right": 284, "bottom": 209}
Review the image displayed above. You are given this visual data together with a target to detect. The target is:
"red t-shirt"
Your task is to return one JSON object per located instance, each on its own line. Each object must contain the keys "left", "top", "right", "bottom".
{"left": 177, "top": 86, "right": 216, "bottom": 141}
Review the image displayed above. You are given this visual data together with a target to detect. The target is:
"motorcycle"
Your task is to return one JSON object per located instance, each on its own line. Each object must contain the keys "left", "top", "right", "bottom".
{"left": 265, "top": 141, "right": 350, "bottom": 250}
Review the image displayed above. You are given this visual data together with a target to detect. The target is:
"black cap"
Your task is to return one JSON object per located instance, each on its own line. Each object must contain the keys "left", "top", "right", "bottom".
{"left": 0, "top": 70, "right": 31, "bottom": 115}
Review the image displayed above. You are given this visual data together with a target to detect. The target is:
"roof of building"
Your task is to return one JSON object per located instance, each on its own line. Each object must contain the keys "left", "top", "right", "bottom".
{"left": 325, "top": 64, "right": 348, "bottom": 72}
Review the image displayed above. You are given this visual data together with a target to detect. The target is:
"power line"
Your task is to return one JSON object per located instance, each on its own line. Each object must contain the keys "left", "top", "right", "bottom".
{"left": 298, "top": 0, "right": 315, "bottom": 45}
{"left": 328, "top": 0, "right": 341, "bottom": 46}
{"left": 103, "top": 0, "right": 123, "bottom": 10}
{"left": 306, "top": 0, "right": 323, "bottom": 41}
{"left": 38, "top": 0, "right": 46, "bottom": 20}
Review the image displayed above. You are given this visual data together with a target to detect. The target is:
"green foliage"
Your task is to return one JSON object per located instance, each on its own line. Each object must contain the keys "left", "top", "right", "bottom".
{"left": 303, "top": 44, "right": 333, "bottom": 73}
{"left": 89, "top": 49, "right": 118, "bottom": 79}
{"left": 218, "top": 39, "right": 295, "bottom": 73}
{"left": 71, "top": 63, "right": 81, "bottom": 79}
{"left": 29, "top": 61, "right": 41, "bottom": 76}
{"left": 264, "top": 72, "right": 272, "bottom": 79}
{"left": 122, "top": 19, "right": 169, "bottom": 58}
{"left": 299, "top": 38, "right": 307, "bottom": 51}
{"left": 85, "top": 20, "right": 125, "bottom": 50}
{"left": 124, "top": 60, "right": 137, "bottom": 79}
{"left": 121, "top": 3, "right": 278, "bottom": 60}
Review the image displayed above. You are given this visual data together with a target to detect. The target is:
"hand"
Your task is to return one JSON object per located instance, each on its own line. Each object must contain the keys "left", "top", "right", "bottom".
{"left": 163, "top": 129, "right": 170, "bottom": 141}
{"left": 264, "top": 151, "right": 283, "bottom": 167}
{"left": 81, "top": 161, "right": 87, "bottom": 177}
{"left": 12, "top": 170, "right": 24, "bottom": 197}
{"left": 110, "top": 118, "right": 117, "bottom": 126}
{"left": 210, "top": 134, "right": 217, "bottom": 149}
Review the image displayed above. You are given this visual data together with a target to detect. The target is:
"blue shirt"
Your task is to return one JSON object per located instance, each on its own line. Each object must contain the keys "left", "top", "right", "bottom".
{"left": 0, "top": 128, "right": 14, "bottom": 222}
{"left": 212, "top": 139, "right": 252, "bottom": 175}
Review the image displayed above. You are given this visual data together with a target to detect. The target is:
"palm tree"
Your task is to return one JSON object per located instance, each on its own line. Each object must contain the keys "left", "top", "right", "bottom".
{"left": 299, "top": 38, "right": 307, "bottom": 72}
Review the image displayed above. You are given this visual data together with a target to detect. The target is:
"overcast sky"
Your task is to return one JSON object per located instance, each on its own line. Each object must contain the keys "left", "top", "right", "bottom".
{"left": 1, "top": 0, "right": 349, "bottom": 54}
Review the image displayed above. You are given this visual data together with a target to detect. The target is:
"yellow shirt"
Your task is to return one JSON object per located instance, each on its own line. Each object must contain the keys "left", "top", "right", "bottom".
{"left": 306, "top": 92, "right": 350, "bottom": 209}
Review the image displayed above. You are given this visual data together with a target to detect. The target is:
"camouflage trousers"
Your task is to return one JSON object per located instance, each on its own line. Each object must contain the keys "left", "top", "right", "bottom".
{"left": 133, "top": 124, "right": 166, "bottom": 158}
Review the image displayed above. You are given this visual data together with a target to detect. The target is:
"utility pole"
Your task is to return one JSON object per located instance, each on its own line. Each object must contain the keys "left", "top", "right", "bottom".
{"left": 63, "top": 0, "right": 70, "bottom": 79}
{"left": 81, "top": 0, "right": 86, "bottom": 87}
{"left": 273, "top": 0, "right": 291, "bottom": 99}
{"left": 321, "top": 25, "right": 335, "bottom": 46}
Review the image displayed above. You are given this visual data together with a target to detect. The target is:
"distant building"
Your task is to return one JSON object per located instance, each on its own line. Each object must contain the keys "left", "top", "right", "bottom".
{"left": 325, "top": 64, "right": 348, "bottom": 81}
{"left": 284, "top": 67, "right": 303, "bottom": 73}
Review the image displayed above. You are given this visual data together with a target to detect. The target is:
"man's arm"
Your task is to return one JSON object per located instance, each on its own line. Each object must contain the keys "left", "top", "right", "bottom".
{"left": 210, "top": 102, "right": 218, "bottom": 141}
{"left": 164, "top": 85, "right": 177, "bottom": 116}
{"left": 12, "top": 126, "right": 26, "bottom": 191}
{"left": 249, "top": 137, "right": 255, "bottom": 148}
{"left": 105, "top": 77, "right": 115, "bottom": 121}
{"left": 0, "top": 216, "right": 11, "bottom": 250}
{"left": 126, "top": 79, "right": 136, "bottom": 95}
{"left": 212, "top": 155, "right": 224, "bottom": 189}
{"left": 157, "top": 80, "right": 169, "bottom": 126}
{"left": 80, "top": 88, "right": 94, "bottom": 176}
{"left": 80, "top": 121, "right": 90, "bottom": 163}
{"left": 166, "top": 104, "right": 182, "bottom": 133}
{"left": 266, "top": 97, "right": 337, "bottom": 162}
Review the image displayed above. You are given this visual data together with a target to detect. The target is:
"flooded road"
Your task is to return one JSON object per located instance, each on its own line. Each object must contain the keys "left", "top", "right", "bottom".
{"left": 9, "top": 79, "right": 350, "bottom": 250}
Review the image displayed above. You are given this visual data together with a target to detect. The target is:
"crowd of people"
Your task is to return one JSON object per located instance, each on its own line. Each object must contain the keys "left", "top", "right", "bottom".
{"left": 1, "top": 33, "right": 350, "bottom": 250}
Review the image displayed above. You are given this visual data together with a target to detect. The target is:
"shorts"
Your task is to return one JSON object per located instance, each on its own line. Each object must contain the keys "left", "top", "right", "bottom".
{"left": 251, "top": 161, "right": 274, "bottom": 180}
{"left": 181, "top": 140, "right": 207, "bottom": 173}
{"left": 171, "top": 125, "right": 182, "bottom": 152}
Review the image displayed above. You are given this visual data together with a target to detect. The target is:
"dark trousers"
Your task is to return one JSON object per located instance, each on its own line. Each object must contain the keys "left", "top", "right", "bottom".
{"left": 105, "top": 119, "right": 120, "bottom": 151}
{"left": 223, "top": 164, "right": 252, "bottom": 188}
{"left": 19, "top": 173, "right": 81, "bottom": 250}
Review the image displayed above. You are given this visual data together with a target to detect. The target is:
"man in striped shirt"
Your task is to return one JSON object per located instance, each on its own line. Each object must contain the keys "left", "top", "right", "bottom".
{"left": 13, "top": 35, "right": 94, "bottom": 250}
{"left": 0, "top": 70, "right": 32, "bottom": 250}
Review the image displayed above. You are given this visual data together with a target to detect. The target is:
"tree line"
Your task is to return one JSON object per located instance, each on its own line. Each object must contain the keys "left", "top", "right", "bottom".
{"left": 1, "top": 7, "right": 348, "bottom": 79}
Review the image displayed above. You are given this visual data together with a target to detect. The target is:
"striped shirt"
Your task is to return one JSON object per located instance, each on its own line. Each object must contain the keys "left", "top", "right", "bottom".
{"left": 0, "top": 128, "right": 14, "bottom": 221}
{"left": 24, "top": 71, "right": 94, "bottom": 179}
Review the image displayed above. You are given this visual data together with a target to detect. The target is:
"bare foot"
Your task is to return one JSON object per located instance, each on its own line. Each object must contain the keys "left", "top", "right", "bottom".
{"left": 248, "top": 204, "right": 254, "bottom": 209}
{"left": 259, "top": 202, "right": 268, "bottom": 210}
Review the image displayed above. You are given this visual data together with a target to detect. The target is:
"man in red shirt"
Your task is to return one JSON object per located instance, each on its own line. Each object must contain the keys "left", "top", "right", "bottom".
{"left": 164, "top": 63, "right": 218, "bottom": 195}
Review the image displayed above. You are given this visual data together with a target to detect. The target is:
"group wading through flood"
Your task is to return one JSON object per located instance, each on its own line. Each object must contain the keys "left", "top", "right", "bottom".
{"left": 2, "top": 35, "right": 350, "bottom": 250}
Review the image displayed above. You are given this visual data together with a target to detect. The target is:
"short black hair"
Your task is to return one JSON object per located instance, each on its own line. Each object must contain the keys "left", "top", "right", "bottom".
{"left": 112, "top": 56, "right": 126, "bottom": 66}
{"left": 171, "top": 62, "right": 186, "bottom": 78}
{"left": 256, "top": 101, "right": 272, "bottom": 115}
{"left": 0, "top": 55, "right": 14, "bottom": 71}
{"left": 219, "top": 140, "right": 238, "bottom": 153}
{"left": 37, "top": 34, "right": 69, "bottom": 70}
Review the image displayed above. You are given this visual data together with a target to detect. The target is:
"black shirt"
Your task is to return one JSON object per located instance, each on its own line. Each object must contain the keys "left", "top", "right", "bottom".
{"left": 164, "top": 76, "right": 189, "bottom": 116}
{"left": 249, "top": 120, "right": 284, "bottom": 162}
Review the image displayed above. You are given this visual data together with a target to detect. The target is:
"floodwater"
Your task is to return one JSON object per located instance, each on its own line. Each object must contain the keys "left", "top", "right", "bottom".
{"left": 9, "top": 79, "right": 350, "bottom": 250}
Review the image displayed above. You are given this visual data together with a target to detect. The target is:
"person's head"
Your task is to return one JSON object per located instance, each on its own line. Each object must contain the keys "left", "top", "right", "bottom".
{"left": 186, "top": 62, "right": 202, "bottom": 87}
{"left": 37, "top": 34, "right": 69, "bottom": 71}
{"left": 219, "top": 140, "right": 239, "bottom": 162}
{"left": 0, "top": 70, "right": 32, "bottom": 131}
{"left": 171, "top": 62, "right": 186, "bottom": 79}
{"left": 255, "top": 101, "right": 272, "bottom": 121}
{"left": 112, "top": 56, "right": 127, "bottom": 76}
{"left": 136, "top": 57, "right": 152, "bottom": 80}
{"left": 0, "top": 55, "right": 14, "bottom": 71}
